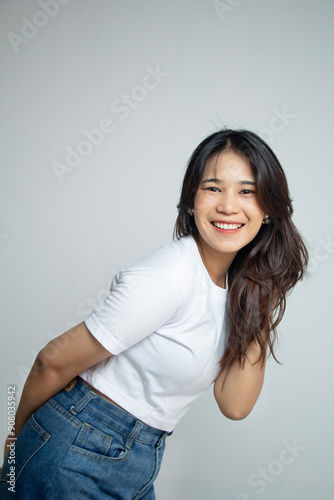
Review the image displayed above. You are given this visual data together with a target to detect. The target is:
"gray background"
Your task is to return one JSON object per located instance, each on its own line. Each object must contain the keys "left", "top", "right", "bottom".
{"left": 1, "top": 0, "right": 333, "bottom": 498}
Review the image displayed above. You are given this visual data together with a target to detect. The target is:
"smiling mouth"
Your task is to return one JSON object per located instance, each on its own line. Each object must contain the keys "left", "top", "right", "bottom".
{"left": 211, "top": 222, "right": 244, "bottom": 230}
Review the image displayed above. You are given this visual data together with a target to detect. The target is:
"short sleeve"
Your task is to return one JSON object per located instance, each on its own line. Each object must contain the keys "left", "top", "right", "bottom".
{"left": 84, "top": 268, "right": 183, "bottom": 355}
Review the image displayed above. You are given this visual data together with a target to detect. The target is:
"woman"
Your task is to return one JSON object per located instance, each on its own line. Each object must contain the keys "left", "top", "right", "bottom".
{"left": 1, "top": 129, "right": 308, "bottom": 499}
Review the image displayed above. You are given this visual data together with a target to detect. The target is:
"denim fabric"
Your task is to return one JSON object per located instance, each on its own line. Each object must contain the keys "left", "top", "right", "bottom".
{"left": 0, "top": 378, "right": 170, "bottom": 499}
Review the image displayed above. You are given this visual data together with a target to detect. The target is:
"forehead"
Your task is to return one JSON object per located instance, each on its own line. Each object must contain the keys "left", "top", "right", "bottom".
{"left": 202, "top": 151, "right": 254, "bottom": 180}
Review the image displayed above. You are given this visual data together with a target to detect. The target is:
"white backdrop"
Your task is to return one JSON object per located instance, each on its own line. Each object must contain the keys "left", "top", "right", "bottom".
{"left": 1, "top": 1, "right": 333, "bottom": 498}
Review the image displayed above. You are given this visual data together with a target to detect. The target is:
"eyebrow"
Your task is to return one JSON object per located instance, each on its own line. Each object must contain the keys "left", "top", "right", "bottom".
{"left": 200, "top": 178, "right": 256, "bottom": 186}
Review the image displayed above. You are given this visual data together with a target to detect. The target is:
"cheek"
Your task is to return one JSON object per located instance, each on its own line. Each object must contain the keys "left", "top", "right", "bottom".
{"left": 194, "top": 191, "right": 210, "bottom": 210}
{"left": 243, "top": 200, "right": 264, "bottom": 221}
{"left": 251, "top": 213, "right": 264, "bottom": 229}
{"left": 252, "top": 212, "right": 265, "bottom": 233}
{"left": 193, "top": 191, "right": 202, "bottom": 206}
{"left": 256, "top": 207, "right": 265, "bottom": 222}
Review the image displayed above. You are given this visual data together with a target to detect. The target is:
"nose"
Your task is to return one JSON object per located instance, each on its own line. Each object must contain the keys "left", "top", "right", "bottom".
{"left": 216, "top": 190, "right": 240, "bottom": 214}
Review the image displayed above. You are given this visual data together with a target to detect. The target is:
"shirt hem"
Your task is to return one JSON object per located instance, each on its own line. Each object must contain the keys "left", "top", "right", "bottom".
{"left": 80, "top": 374, "right": 179, "bottom": 433}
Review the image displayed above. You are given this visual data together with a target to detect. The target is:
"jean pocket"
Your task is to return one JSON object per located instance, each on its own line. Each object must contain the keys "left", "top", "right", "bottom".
{"left": 71, "top": 423, "right": 128, "bottom": 461}
{"left": 0, "top": 414, "right": 50, "bottom": 482}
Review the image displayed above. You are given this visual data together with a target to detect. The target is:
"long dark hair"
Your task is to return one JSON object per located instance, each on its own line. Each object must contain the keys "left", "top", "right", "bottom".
{"left": 174, "top": 129, "right": 308, "bottom": 367}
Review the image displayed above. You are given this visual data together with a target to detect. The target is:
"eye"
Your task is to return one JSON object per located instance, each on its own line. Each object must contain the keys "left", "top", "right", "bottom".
{"left": 240, "top": 189, "right": 256, "bottom": 195}
{"left": 204, "top": 186, "right": 220, "bottom": 192}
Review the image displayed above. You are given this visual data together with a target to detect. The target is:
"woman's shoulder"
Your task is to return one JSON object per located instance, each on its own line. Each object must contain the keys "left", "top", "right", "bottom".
{"left": 114, "top": 236, "right": 199, "bottom": 303}
{"left": 109, "top": 237, "right": 205, "bottom": 308}
{"left": 126, "top": 235, "right": 196, "bottom": 276}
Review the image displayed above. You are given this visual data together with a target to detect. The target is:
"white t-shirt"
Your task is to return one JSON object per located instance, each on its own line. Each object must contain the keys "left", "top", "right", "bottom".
{"left": 81, "top": 236, "right": 229, "bottom": 432}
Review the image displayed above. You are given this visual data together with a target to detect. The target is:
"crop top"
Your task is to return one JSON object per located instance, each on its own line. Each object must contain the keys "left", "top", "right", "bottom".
{"left": 80, "top": 235, "right": 229, "bottom": 432}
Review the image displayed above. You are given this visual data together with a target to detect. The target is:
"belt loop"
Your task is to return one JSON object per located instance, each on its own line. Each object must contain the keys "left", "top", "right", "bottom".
{"left": 156, "top": 431, "right": 170, "bottom": 448}
{"left": 69, "top": 391, "right": 97, "bottom": 416}
{"left": 125, "top": 421, "right": 144, "bottom": 450}
{"left": 65, "top": 379, "right": 77, "bottom": 392}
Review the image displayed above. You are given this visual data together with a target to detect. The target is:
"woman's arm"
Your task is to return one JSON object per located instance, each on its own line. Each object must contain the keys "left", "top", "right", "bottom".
{"left": 3, "top": 322, "right": 112, "bottom": 459}
{"left": 213, "top": 339, "right": 266, "bottom": 420}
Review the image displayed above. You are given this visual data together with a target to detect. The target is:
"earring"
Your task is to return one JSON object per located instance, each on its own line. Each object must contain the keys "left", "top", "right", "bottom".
{"left": 262, "top": 215, "right": 270, "bottom": 224}
{"left": 187, "top": 208, "right": 194, "bottom": 216}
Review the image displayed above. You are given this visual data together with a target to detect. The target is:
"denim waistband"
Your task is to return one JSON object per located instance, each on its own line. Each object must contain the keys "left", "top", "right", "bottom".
{"left": 53, "top": 377, "right": 170, "bottom": 446}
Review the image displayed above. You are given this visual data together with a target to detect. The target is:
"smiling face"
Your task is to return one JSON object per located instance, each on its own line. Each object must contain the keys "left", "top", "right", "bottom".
{"left": 193, "top": 151, "right": 265, "bottom": 268}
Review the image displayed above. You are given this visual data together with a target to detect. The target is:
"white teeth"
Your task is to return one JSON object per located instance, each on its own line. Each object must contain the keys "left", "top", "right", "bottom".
{"left": 213, "top": 222, "right": 242, "bottom": 230}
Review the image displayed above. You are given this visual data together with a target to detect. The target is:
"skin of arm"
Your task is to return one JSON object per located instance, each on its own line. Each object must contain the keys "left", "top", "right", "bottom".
{"left": 3, "top": 322, "right": 112, "bottom": 461}
{"left": 214, "top": 338, "right": 266, "bottom": 420}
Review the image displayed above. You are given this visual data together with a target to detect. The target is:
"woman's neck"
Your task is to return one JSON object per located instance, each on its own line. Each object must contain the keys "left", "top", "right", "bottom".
{"left": 194, "top": 235, "right": 236, "bottom": 289}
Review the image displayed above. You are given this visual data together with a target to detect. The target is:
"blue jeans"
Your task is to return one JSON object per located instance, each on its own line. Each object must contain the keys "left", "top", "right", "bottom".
{"left": 0, "top": 378, "right": 170, "bottom": 499}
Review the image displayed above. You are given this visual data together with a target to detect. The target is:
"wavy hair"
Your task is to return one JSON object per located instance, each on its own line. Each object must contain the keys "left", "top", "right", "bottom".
{"left": 174, "top": 129, "right": 308, "bottom": 367}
